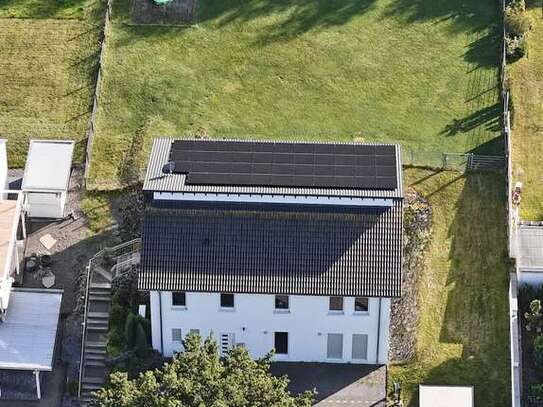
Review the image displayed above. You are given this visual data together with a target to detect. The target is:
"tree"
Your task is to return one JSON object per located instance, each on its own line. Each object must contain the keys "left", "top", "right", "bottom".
{"left": 93, "top": 333, "right": 315, "bottom": 407}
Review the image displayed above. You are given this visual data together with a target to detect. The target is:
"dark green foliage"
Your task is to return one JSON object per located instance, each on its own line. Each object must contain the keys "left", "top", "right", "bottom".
{"left": 67, "top": 380, "right": 79, "bottom": 397}
{"left": 95, "top": 333, "right": 314, "bottom": 407}
{"left": 534, "top": 335, "right": 543, "bottom": 369}
{"left": 504, "top": 0, "right": 532, "bottom": 60}
{"left": 124, "top": 313, "right": 138, "bottom": 349}
{"left": 532, "top": 383, "right": 543, "bottom": 400}
{"left": 135, "top": 323, "right": 148, "bottom": 356}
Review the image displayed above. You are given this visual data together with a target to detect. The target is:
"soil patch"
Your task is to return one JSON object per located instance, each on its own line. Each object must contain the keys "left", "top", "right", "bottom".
{"left": 132, "top": 0, "right": 196, "bottom": 25}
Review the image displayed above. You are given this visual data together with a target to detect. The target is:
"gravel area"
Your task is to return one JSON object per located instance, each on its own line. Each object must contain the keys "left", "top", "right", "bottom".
{"left": 389, "top": 189, "right": 432, "bottom": 362}
{"left": 0, "top": 168, "right": 117, "bottom": 406}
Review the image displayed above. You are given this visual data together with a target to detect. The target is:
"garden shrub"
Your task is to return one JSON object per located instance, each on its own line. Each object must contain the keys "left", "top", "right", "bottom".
{"left": 506, "top": 35, "right": 528, "bottom": 59}
{"left": 533, "top": 335, "right": 543, "bottom": 369}
{"left": 532, "top": 384, "right": 543, "bottom": 400}
{"left": 124, "top": 313, "right": 138, "bottom": 349}
{"left": 135, "top": 323, "right": 148, "bottom": 356}
{"left": 505, "top": 6, "right": 532, "bottom": 38}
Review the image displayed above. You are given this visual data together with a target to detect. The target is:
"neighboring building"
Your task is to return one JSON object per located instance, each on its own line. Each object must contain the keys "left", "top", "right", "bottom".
{"left": 419, "top": 385, "right": 474, "bottom": 407}
{"left": 22, "top": 140, "right": 74, "bottom": 219}
{"left": 140, "top": 138, "right": 403, "bottom": 365}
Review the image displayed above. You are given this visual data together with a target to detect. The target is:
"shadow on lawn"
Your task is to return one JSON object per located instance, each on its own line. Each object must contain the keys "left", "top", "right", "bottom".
{"left": 421, "top": 173, "right": 509, "bottom": 406}
{"left": 441, "top": 103, "right": 501, "bottom": 138}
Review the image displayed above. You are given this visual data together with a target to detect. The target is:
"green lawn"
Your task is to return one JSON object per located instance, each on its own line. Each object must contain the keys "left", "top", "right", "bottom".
{"left": 0, "top": 0, "right": 101, "bottom": 167}
{"left": 389, "top": 169, "right": 510, "bottom": 406}
{"left": 88, "top": 0, "right": 501, "bottom": 190}
{"left": 510, "top": 1, "right": 543, "bottom": 220}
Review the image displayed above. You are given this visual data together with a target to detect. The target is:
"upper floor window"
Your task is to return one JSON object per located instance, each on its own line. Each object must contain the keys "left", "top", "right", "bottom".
{"left": 172, "top": 292, "right": 186, "bottom": 307}
{"left": 220, "top": 293, "right": 235, "bottom": 308}
{"left": 329, "top": 296, "right": 343, "bottom": 312}
{"left": 275, "top": 295, "right": 289, "bottom": 310}
{"left": 354, "top": 297, "right": 369, "bottom": 313}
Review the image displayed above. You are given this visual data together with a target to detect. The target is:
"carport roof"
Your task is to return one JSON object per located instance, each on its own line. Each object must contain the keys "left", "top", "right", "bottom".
{"left": 419, "top": 385, "right": 473, "bottom": 407}
{"left": 0, "top": 289, "right": 62, "bottom": 371}
{"left": 22, "top": 140, "right": 74, "bottom": 192}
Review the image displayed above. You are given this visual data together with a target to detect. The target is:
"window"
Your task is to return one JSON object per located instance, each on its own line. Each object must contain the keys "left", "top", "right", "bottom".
{"left": 172, "top": 292, "right": 186, "bottom": 307}
{"left": 327, "top": 333, "right": 343, "bottom": 359}
{"left": 354, "top": 297, "right": 369, "bottom": 312}
{"left": 172, "top": 328, "right": 182, "bottom": 342}
{"left": 220, "top": 333, "right": 235, "bottom": 355}
{"left": 329, "top": 296, "right": 343, "bottom": 312}
{"left": 220, "top": 293, "right": 235, "bottom": 308}
{"left": 274, "top": 332, "right": 288, "bottom": 355}
{"left": 275, "top": 295, "right": 289, "bottom": 310}
{"left": 352, "top": 334, "right": 368, "bottom": 360}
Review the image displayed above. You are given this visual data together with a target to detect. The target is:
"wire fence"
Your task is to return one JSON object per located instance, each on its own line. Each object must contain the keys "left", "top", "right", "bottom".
{"left": 83, "top": 0, "right": 112, "bottom": 184}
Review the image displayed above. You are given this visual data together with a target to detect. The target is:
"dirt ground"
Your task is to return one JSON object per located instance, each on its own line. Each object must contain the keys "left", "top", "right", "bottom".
{"left": 0, "top": 168, "right": 118, "bottom": 406}
{"left": 131, "top": 0, "right": 196, "bottom": 25}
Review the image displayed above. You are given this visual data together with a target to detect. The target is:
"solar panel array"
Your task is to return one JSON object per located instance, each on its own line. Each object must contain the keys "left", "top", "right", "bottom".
{"left": 169, "top": 140, "right": 398, "bottom": 190}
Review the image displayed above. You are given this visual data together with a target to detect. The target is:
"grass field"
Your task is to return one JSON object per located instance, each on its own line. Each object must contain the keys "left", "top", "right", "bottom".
{"left": 389, "top": 169, "right": 510, "bottom": 406}
{"left": 0, "top": 0, "right": 101, "bottom": 167}
{"left": 88, "top": 0, "right": 501, "bottom": 189}
{"left": 510, "top": 2, "right": 543, "bottom": 220}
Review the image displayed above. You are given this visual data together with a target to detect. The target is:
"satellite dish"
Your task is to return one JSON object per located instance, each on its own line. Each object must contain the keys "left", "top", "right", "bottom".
{"left": 162, "top": 161, "right": 176, "bottom": 175}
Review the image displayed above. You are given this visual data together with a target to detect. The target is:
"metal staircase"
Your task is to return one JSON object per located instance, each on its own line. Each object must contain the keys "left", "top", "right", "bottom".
{"left": 78, "top": 239, "right": 141, "bottom": 406}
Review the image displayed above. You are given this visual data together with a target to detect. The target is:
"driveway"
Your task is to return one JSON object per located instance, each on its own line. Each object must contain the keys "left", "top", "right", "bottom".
{"left": 271, "top": 362, "right": 386, "bottom": 406}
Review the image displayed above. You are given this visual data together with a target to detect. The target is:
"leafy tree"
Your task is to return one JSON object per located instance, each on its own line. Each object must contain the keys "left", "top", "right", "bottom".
{"left": 124, "top": 313, "right": 138, "bottom": 349}
{"left": 93, "top": 333, "right": 314, "bottom": 407}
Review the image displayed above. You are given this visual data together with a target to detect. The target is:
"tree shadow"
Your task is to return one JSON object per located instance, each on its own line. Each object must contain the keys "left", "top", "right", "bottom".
{"left": 441, "top": 103, "right": 501, "bottom": 138}
{"left": 381, "top": 0, "right": 498, "bottom": 35}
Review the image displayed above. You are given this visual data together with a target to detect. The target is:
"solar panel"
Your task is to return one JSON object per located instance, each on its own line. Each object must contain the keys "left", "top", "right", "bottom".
{"left": 170, "top": 140, "right": 397, "bottom": 190}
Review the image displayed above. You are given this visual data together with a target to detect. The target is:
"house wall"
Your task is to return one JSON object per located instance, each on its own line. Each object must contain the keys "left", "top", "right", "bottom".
{"left": 25, "top": 192, "right": 65, "bottom": 219}
{"left": 150, "top": 291, "right": 391, "bottom": 365}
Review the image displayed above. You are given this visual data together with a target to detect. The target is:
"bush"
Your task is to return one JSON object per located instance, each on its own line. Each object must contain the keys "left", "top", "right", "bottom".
{"left": 506, "top": 35, "right": 528, "bottom": 60}
{"left": 505, "top": 6, "right": 532, "bottom": 37}
{"left": 532, "top": 384, "right": 543, "bottom": 400}
{"left": 124, "top": 313, "right": 138, "bottom": 349}
{"left": 67, "top": 380, "right": 79, "bottom": 397}
{"left": 534, "top": 335, "right": 543, "bottom": 369}
{"left": 135, "top": 323, "right": 148, "bottom": 356}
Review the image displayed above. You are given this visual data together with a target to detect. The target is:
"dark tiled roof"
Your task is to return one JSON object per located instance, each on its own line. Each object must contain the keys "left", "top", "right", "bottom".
{"left": 139, "top": 203, "right": 403, "bottom": 297}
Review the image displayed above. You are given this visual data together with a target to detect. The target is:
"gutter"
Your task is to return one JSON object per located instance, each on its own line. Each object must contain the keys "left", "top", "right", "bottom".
{"left": 159, "top": 291, "right": 164, "bottom": 354}
{"left": 376, "top": 298, "right": 382, "bottom": 364}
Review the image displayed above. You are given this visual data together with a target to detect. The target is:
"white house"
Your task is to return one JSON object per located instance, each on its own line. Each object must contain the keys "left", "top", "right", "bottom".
{"left": 140, "top": 138, "right": 404, "bottom": 365}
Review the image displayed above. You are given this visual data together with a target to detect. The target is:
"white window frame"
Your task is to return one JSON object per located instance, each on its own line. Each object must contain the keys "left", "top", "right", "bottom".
{"left": 328, "top": 296, "right": 344, "bottom": 315}
{"left": 171, "top": 291, "right": 188, "bottom": 310}
{"left": 274, "top": 331, "right": 289, "bottom": 356}
{"left": 353, "top": 297, "right": 370, "bottom": 315}
{"left": 274, "top": 295, "right": 290, "bottom": 313}
{"left": 172, "top": 328, "right": 183, "bottom": 343}
{"left": 219, "top": 293, "right": 235, "bottom": 311}
{"left": 326, "top": 333, "right": 344, "bottom": 360}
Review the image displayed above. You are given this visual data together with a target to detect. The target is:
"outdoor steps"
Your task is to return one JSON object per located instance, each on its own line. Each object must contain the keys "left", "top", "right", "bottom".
{"left": 93, "top": 265, "right": 113, "bottom": 282}
{"left": 87, "top": 311, "right": 110, "bottom": 319}
{"left": 89, "top": 294, "right": 111, "bottom": 302}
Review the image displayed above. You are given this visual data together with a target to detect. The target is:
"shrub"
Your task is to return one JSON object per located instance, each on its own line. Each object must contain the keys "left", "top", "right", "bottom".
{"left": 505, "top": 6, "right": 532, "bottom": 38}
{"left": 532, "top": 384, "right": 543, "bottom": 400}
{"left": 506, "top": 35, "right": 528, "bottom": 60}
{"left": 124, "top": 313, "right": 138, "bottom": 349}
{"left": 534, "top": 335, "right": 543, "bottom": 369}
{"left": 67, "top": 380, "right": 79, "bottom": 397}
{"left": 135, "top": 323, "right": 148, "bottom": 356}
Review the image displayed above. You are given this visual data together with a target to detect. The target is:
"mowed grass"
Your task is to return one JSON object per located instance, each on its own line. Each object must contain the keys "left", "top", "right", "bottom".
{"left": 0, "top": 0, "right": 101, "bottom": 19}
{"left": 389, "top": 169, "right": 510, "bottom": 407}
{"left": 0, "top": 0, "right": 101, "bottom": 167}
{"left": 510, "top": 1, "right": 543, "bottom": 220}
{"left": 88, "top": 0, "right": 501, "bottom": 190}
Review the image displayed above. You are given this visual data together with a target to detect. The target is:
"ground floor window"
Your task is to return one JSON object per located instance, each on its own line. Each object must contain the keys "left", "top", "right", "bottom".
{"left": 274, "top": 332, "right": 288, "bottom": 354}
{"left": 352, "top": 334, "right": 368, "bottom": 360}
{"left": 172, "top": 328, "right": 182, "bottom": 342}
{"left": 327, "top": 333, "right": 343, "bottom": 359}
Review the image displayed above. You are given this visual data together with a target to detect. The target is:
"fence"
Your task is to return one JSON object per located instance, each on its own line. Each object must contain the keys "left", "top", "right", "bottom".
{"left": 83, "top": 0, "right": 113, "bottom": 184}
{"left": 401, "top": 149, "right": 504, "bottom": 173}
{"left": 500, "top": 0, "right": 522, "bottom": 406}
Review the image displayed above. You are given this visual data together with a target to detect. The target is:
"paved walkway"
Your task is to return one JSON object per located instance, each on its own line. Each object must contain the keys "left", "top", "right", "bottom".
{"left": 518, "top": 224, "right": 543, "bottom": 269}
{"left": 271, "top": 362, "right": 386, "bottom": 406}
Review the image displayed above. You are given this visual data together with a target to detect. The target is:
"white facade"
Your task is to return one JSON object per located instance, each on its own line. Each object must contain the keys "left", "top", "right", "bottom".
{"left": 22, "top": 140, "right": 74, "bottom": 219}
{"left": 150, "top": 291, "right": 391, "bottom": 364}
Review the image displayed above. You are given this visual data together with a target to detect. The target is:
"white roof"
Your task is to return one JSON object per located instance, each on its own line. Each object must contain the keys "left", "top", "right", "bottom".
{"left": 419, "top": 385, "right": 474, "bottom": 407}
{"left": 0, "top": 289, "right": 62, "bottom": 371}
{"left": 22, "top": 140, "right": 74, "bottom": 191}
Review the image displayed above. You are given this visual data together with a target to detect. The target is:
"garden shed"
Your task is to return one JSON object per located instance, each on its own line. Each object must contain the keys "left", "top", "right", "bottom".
{"left": 22, "top": 140, "right": 74, "bottom": 219}
{"left": 419, "top": 385, "right": 473, "bottom": 407}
